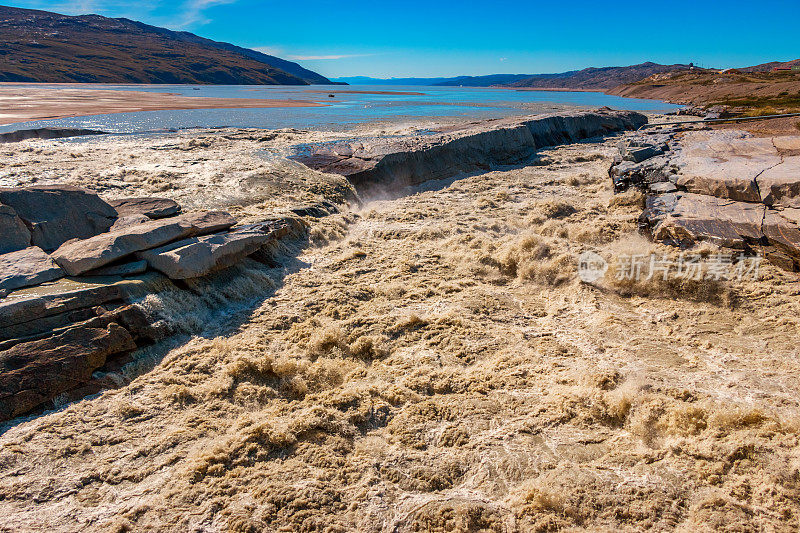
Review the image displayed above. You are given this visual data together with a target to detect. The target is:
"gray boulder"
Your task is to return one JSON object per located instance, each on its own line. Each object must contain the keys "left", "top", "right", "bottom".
{"left": 51, "top": 211, "right": 236, "bottom": 276}
{"left": 108, "top": 197, "right": 181, "bottom": 219}
{"left": 0, "top": 273, "right": 165, "bottom": 340}
{"left": 0, "top": 203, "right": 31, "bottom": 254}
{"left": 625, "top": 145, "right": 664, "bottom": 163}
{"left": 0, "top": 247, "right": 64, "bottom": 293}
{"left": 0, "top": 185, "right": 118, "bottom": 251}
{"left": 138, "top": 227, "right": 275, "bottom": 280}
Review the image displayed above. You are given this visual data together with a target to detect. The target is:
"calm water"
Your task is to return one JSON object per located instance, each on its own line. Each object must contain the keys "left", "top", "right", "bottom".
{"left": 0, "top": 84, "right": 681, "bottom": 134}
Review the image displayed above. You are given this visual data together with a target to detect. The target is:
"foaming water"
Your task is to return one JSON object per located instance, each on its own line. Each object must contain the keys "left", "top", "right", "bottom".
{"left": 0, "top": 84, "right": 681, "bottom": 133}
{"left": 118, "top": 238, "right": 304, "bottom": 383}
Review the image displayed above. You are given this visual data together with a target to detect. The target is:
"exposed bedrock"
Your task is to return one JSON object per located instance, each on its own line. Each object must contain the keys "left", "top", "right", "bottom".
{"left": 51, "top": 210, "right": 237, "bottom": 276}
{"left": 0, "top": 184, "right": 316, "bottom": 422}
{"left": 293, "top": 109, "right": 647, "bottom": 196}
{"left": 0, "top": 185, "right": 118, "bottom": 251}
{"left": 612, "top": 129, "right": 800, "bottom": 270}
{"left": 0, "top": 127, "right": 108, "bottom": 144}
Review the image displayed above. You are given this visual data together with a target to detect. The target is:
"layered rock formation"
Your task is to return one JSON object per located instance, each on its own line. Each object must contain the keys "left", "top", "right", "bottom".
{"left": 0, "top": 186, "right": 309, "bottom": 421}
{"left": 293, "top": 109, "right": 647, "bottom": 196}
{"left": 611, "top": 128, "right": 800, "bottom": 270}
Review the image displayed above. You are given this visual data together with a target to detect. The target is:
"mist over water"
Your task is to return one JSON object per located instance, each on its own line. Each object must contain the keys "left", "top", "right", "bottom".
{"left": 0, "top": 84, "right": 681, "bottom": 134}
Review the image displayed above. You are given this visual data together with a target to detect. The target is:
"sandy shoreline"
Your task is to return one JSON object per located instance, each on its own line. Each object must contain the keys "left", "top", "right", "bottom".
{"left": 0, "top": 86, "right": 326, "bottom": 126}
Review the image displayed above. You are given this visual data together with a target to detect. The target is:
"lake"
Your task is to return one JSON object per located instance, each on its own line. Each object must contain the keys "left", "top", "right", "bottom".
{"left": 0, "top": 84, "right": 681, "bottom": 134}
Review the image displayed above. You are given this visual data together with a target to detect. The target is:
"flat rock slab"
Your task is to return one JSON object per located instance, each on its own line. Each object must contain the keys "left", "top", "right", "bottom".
{"left": 0, "top": 185, "right": 118, "bottom": 251}
{"left": 642, "top": 192, "right": 766, "bottom": 249}
{"left": 664, "top": 131, "right": 800, "bottom": 205}
{"left": 0, "top": 247, "right": 64, "bottom": 293}
{"left": 108, "top": 197, "right": 181, "bottom": 219}
{"left": 0, "top": 203, "right": 31, "bottom": 254}
{"left": 756, "top": 156, "right": 800, "bottom": 208}
{"left": 0, "top": 273, "right": 168, "bottom": 334}
{"left": 139, "top": 227, "right": 276, "bottom": 280}
{"left": 51, "top": 211, "right": 236, "bottom": 275}
{"left": 0, "top": 323, "right": 135, "bottom": 421}
{"left": 645, "top": 131, "right": 777, "bottom": 202}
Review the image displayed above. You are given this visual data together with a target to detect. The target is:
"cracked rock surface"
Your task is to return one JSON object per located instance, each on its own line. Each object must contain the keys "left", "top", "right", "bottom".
{"left": 613, "top": 129, "right": 800, "bottom": 270}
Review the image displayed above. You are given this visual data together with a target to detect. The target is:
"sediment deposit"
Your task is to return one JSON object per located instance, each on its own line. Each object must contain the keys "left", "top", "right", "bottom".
{"left": 0, "top": 86, "right": 325, "bottom": 125}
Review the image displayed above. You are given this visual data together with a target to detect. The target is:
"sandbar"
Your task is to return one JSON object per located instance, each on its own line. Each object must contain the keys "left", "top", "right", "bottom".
{"left": 0, "top": 85, "right": 326, "bottom": 125}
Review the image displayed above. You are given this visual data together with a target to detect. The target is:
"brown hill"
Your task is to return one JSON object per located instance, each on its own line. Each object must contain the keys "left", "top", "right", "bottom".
{"left": 738, "top": 59, "right": 800, "bottom": 73}
{"left": 0, "top": 5, "right": 335, "bottom": 85}
{"left": 608, "top": 69, "right": 800, "bottom": 113}
{"left": 506, "top": 62, "right": 701, "bottom": 90}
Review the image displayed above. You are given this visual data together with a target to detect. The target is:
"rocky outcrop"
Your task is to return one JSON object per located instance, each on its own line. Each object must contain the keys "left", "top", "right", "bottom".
{"left": 0, "top": 275, "right": 162, "bottom": 339}
{"left": 757, "top": 156, "right": 800, "bottom": 208}
{"left": 641, "top": 193, "right": 767, "bottom": 249}
{"left": 0, "top": 323, "right": 136, "bottom": 420}
{"left": 0, "top": 184, "right": 317, "bottom": 421}
{"left": 0, "top": 203, "right": 31, "bottom": 254}
{"left": 613, "top": 128, "right": 800, "bottom": 271}
{"left": 0, "top": 128, "right": 107, "bottom": 143}
{"left": 138, "top": 221, "right": 291, "bottom": 279}
{"left": 294, "top": 110, "right": 647, "bottom": 195}
{"left": 0, "top": 185, "right": 118, "bottom": 251}
{"left": 51, "top": 211, "right": 236, "bottom": 276}
{"left": 0, "top": 247, "right": 64, "bottom": 292}
{"left": 108, "top": 197, "right": 181, "bottom": 219}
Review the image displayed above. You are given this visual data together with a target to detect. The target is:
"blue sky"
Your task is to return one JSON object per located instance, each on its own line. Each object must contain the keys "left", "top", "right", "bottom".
{"left": 7, "top": 0, "right": 800, "bottom": 78}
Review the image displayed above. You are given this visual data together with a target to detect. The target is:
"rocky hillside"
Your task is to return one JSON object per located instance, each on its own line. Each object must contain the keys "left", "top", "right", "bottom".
{"left": 0, "top": 5, "right": 335, "bottom": 84}
{"left": 738, "top": 58, "right": 800, "bottom": 73}
{"left": 505, "top": 62, "right": 700, "bottom": 90}
{"left": 608, "top": 68, "right": 800, "bottom": 113}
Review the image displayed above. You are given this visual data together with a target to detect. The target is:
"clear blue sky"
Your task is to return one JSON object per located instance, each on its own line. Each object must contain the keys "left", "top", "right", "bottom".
{"left": 7, "top": 0, "right": 799, "bottom": 78}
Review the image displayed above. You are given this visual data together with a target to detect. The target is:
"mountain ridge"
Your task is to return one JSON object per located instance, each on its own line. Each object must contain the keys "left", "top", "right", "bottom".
{"left": 0, "top": 5, "right": 338, "bottom": 85}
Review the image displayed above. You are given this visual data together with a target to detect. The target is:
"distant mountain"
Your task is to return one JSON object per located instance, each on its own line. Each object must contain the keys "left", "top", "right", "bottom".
{"left": 339, "top": 65, "right": 701, "bottom": 90}
{"left": 0, "top": 5, "right": 338, "bottom": 85}
{"left": 505, "top": 62, "right": 702, "bottom": 90}
{"left": 435, "top": 74, "right": 535, "bottom": 87}
{"left": 332, "top": 74, "right": 538, "bottom": 87}
{"left": 332, "top": 76, "right": 456, "bottom": 86}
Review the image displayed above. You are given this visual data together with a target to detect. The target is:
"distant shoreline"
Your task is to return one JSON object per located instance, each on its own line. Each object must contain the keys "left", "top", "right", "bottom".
{"left": 505, "top": 86, "right": 604, "bottom": 93}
